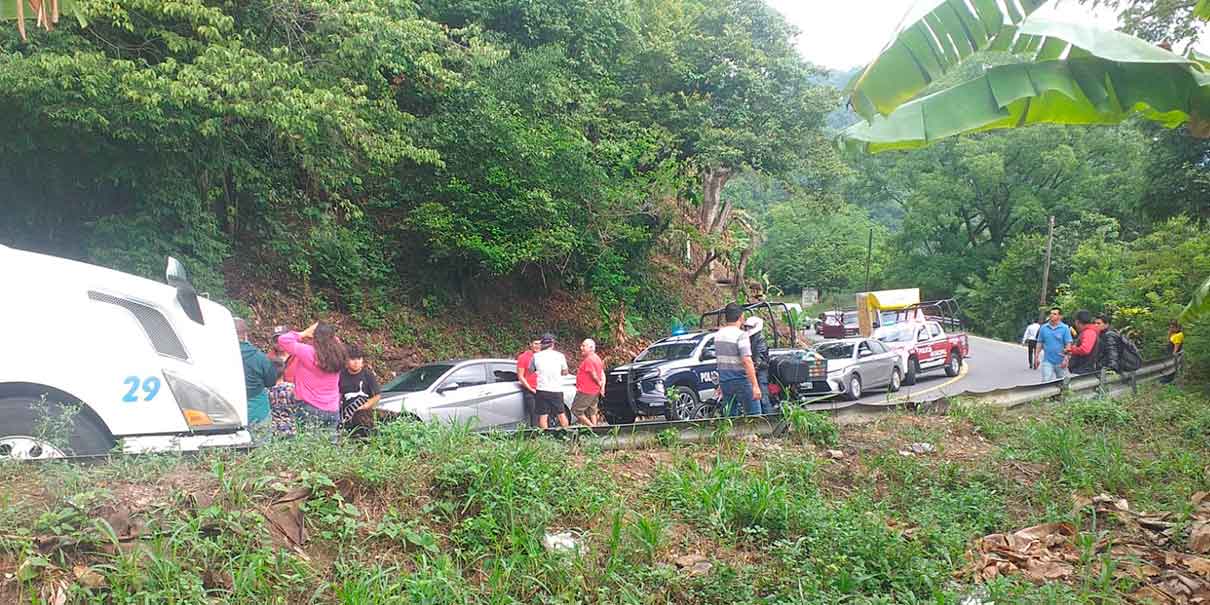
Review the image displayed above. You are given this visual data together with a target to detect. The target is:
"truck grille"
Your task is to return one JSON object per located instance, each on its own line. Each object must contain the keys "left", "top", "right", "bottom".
{"left": 88, "top": 291, "right": 189, "bottom": 360}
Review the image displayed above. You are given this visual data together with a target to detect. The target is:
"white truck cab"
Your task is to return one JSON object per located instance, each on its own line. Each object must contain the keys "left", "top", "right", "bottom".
{"left": 0, "top": 245, "right": 251, "bottom": 459}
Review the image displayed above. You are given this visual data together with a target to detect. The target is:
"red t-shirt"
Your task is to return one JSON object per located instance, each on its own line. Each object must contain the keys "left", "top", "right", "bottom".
{"left": 516, "top": 350, "right": 538, "bottom": 389}
{"left": 576, "top": 353, "right": 605, "bottom": 395}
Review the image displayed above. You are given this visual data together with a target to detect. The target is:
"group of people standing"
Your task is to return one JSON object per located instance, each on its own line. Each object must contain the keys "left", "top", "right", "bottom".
{"left": 236, "top": 319, "right": 381, "bottom": 437}
{"left": 1022, "top": 307, "right": 1183, "bottom": 382}
{"left": 515, "top": 334, "right": 605, "bottom": 428}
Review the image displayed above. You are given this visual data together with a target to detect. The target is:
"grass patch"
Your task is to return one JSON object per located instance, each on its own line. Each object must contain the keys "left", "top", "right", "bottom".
{"left": 0, "top": 385, "right": 1207, "bottom": 603}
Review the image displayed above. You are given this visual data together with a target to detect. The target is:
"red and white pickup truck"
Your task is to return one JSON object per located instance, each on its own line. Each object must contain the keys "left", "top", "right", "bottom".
{"left": 874, "top": 319, "right": 969, "bottom": 385}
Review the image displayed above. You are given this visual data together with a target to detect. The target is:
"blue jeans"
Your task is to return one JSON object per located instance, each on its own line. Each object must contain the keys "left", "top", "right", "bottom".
{"left": 757, "top": 369, "right": 773, "bottom": 415}
{"left": 293, "top": 402, "right": 340, "bottom": 437}
{"left": 721, "top": 380, "right": 760, "bottom": 417}
{"left": 1041, "top": 361, "right": 1069, "bottom": 383}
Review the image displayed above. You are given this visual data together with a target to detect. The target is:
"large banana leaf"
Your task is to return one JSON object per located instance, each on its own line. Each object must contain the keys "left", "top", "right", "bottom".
{"left": 1196, "top": 0, "right": 1210, "bottom": 20}
{"left": 1182, "top": 275, "right": 1210, "bottom": 323}
{"left": 842, "top": 20, "right": 1210, "bottom": 153}
{"left": 847, "top": 0, "right": 1049, "bottom": 120}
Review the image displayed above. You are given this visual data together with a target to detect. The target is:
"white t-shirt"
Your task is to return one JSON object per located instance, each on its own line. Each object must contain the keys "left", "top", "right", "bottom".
{"left": 1023, "top": 323, "right": 1041, "bottom": 342}
{"left": 529, "top": 349, "right": 568, "bottom": 392}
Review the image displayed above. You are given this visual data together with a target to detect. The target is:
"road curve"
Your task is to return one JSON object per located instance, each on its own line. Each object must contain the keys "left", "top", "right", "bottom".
{"left": 849, "top": 335, "right": 1041, "bottom": 406}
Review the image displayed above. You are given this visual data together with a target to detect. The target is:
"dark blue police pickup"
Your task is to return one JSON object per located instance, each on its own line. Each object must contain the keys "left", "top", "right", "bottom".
{"left": 601, "top": 301, "right": 828, "bottom": 424}
{"left": 601, "top": 332, "right": 721, "bottom": 424}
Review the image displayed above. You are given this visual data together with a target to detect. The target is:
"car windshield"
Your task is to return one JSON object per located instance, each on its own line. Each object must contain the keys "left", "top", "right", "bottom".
{"left": 816, "top": 342, "right": 855, "bottom": 360}
{"left": 876, "top": 324, "right": 915, "bottom": 343}
{"left": 382, "top": 364, "right": 454, "bottom": 392}
{"left": 635, "top": 343, "right": 698, "bottom": 362}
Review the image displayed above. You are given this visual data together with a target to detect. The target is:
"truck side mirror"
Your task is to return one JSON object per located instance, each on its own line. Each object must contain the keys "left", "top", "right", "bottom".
{"left": 166, "top": 256, "right": 205, "bottom": 325}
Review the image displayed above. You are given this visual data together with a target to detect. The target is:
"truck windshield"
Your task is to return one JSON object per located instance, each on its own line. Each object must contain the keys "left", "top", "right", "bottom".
{"left": 382, "top": 364, "right": 454, "bottom": 392}
{"left": 635, "top": 343, "right": 698, "bottom": 362}
{"left": 876, "top": 324, "right": 915, "bottom": 343}
{"left": 816, "top": 342, "right": 855, "bottom": 360}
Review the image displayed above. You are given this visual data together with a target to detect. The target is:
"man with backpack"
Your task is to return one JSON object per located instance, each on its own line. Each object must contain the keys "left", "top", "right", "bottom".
{"left": 1095, "top": 315, "right": 1142, "bottom": 374}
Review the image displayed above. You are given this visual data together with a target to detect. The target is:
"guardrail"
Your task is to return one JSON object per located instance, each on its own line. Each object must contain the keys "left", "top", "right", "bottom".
{"left": 31, "top": 358, "right": 1180, "bottom": 461}
{"left": 520, "top": 357, "right": 1178, "bottom": 450}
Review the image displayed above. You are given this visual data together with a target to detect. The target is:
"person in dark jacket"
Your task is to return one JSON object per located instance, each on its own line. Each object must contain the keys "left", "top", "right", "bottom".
{"left": 1094, "top": 315, "right": 1120, "bottom": 372}
{"left": 235, "top": 318, "right": 277, "bottom": 426}
{"left": 745, "top": 316, "right": 773, "bottom": 414}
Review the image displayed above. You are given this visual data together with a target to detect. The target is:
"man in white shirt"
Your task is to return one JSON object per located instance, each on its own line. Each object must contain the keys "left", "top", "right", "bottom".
{"left": 529, "top": 333, "right": 570, "bottom": 429}
{"left": 1022, "top": 318, "right": 1042, "bottom": 370}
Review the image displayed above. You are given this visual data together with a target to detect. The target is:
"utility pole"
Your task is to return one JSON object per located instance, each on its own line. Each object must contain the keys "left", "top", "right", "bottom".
{"left": 1040, "top": 216, "right": 1055, "bottom": 308}
{"left": 864, "top": 228, "right": 874, "bottom": 294}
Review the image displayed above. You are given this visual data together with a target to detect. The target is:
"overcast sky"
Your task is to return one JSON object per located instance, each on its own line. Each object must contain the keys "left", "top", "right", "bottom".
{"left": 766, "top": 0, "right": 1121, "bottom": 71}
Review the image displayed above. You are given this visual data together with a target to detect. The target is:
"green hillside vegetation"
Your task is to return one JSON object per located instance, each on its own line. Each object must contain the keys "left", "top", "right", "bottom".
{"left": 1, "top": 0, "right": 836, "bottom": 361}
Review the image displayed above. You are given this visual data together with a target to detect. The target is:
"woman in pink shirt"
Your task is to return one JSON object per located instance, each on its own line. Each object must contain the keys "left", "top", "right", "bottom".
{"left": 276, "top": 322, "right": 346, "bottom": 431}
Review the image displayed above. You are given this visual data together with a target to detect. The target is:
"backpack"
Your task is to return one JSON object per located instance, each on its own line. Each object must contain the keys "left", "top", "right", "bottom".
{"left": 1117, "top": 334, "right": 1142, "bottom": 373}
{"left": 1101, "top": 330, "right": 1142, "bottom": 373}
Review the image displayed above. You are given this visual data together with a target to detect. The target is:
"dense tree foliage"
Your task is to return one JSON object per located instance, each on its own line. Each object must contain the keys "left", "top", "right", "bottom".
{"left": 760, "top": 201, "right": 886, "bottom": 296}
{"left": 1, "top": 0, "right": 834, "bottom": 339}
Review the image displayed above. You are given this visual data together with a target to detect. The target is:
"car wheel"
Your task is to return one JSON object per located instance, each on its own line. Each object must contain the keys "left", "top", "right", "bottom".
{"left": 845, "top": 374, "right": 863, "bottom": 401}
{"left": 945, "top": 352, "right": 963, "bottom": 377}
{"left": 889, "top": 367, "right": 902, "bottom": 392}
{"left": 903, "top": 357, "right": 919, "bottom": 385}
{"left": 664, "top": 385, "right": 704, "bottom": 421}
{"left": 0, "top": 393, "right": 114, "bottom": 459}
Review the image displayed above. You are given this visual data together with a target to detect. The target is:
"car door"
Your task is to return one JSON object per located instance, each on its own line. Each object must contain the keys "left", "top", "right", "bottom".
{"left": 869, "top": 339, "right": 897, "bottom": 382}
{"left": 928, "top": 323, "right": 947, "bottom": 362}
{"left": 695, "top": 336, "right": 719, "bottom": 401}
{"left": 915, "top": 325, "right": 937, "bottom": 367}
{"left": 431, "top": 363, "right": 490, "bottom": 429}
{"left": 856, "top": 340, "right": 886, "bottom": 387}
{"left": 480, "top": 362, "right": 526, "bottom": 429}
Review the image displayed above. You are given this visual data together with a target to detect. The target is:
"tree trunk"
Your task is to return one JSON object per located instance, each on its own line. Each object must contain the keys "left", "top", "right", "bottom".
{"left": 732, "top": 218, "right": 763, "bottom": 298}
{"left": 690, "top": 250, "right": 721, "bottom": 282}
{"left": 698, "top": 167, "right": 734, "bottom": 234}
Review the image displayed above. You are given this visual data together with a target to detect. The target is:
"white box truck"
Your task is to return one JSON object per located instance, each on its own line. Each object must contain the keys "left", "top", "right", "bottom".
{"left": 0, "top": 245, "right": 251, "bottom": 459}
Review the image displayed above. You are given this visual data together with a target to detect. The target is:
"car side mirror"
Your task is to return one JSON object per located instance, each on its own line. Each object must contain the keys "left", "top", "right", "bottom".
{"left": 701, "top": 350, "right": 716, "bottom": 361}
{"left": 166, "top": 256, "right": 204, "bottom": 325}
{"left": 917, "top": 334, "right": 928, "bottom": 342}
{"left": 859, "top": 350, "right": 873, "bottom": 358}
{"left": 437, "top": 383, "right": 460, "bottom": 393}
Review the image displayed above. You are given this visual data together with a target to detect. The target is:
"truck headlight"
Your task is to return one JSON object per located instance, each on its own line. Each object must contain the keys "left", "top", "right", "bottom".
{"left": 163, "top": 370, "right": 242, "bottom": 431}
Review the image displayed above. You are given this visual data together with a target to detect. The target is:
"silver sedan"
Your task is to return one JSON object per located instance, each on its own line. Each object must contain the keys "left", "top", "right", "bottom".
{"left": 815, "top": 338, "right": 904, "bottom": 400}
{"left": 376, "top": 359, "right": 577, "bottom": 430}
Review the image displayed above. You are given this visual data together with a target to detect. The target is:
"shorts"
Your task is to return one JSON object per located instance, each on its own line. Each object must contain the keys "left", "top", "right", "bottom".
{"left": 535, "top": 390, "right": 565, "bottom": 417}
{"left": 571, "top": 392, "right": 599, "bottom": 417}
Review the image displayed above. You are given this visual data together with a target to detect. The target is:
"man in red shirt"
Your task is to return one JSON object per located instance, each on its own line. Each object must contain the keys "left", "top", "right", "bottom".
{"left": 572, "top": 338, "right": 606, "bottom": 426}
{"left": 1066, "top": 310, "right": 1101, "bottom": 376}
{"left": 516, "top": 337, "right": 542, "bottom": 427}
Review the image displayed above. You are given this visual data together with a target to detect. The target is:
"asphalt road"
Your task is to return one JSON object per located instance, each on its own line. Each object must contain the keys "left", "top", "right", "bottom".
{"left": 846, "top": 335, "right": 1041, "bottom": 406}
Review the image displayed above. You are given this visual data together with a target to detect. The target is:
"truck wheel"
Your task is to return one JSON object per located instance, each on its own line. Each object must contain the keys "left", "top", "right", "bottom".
{"left": 889, "top": 367, "right": 903, "bottom": 393}
{"left": 664, "top": 386, "right": 703, "bottom": 421}
{"left": 945, "top": 352, "right": 963, "bottom": 377}
{"left": 904, "top": 357, "right": 920, "bottom": 385}
{"left": 0, "top": 393, "right": 115, "bottom": 460}
{"left": 845, "top": 374, "right": 863, "bottom": 401}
